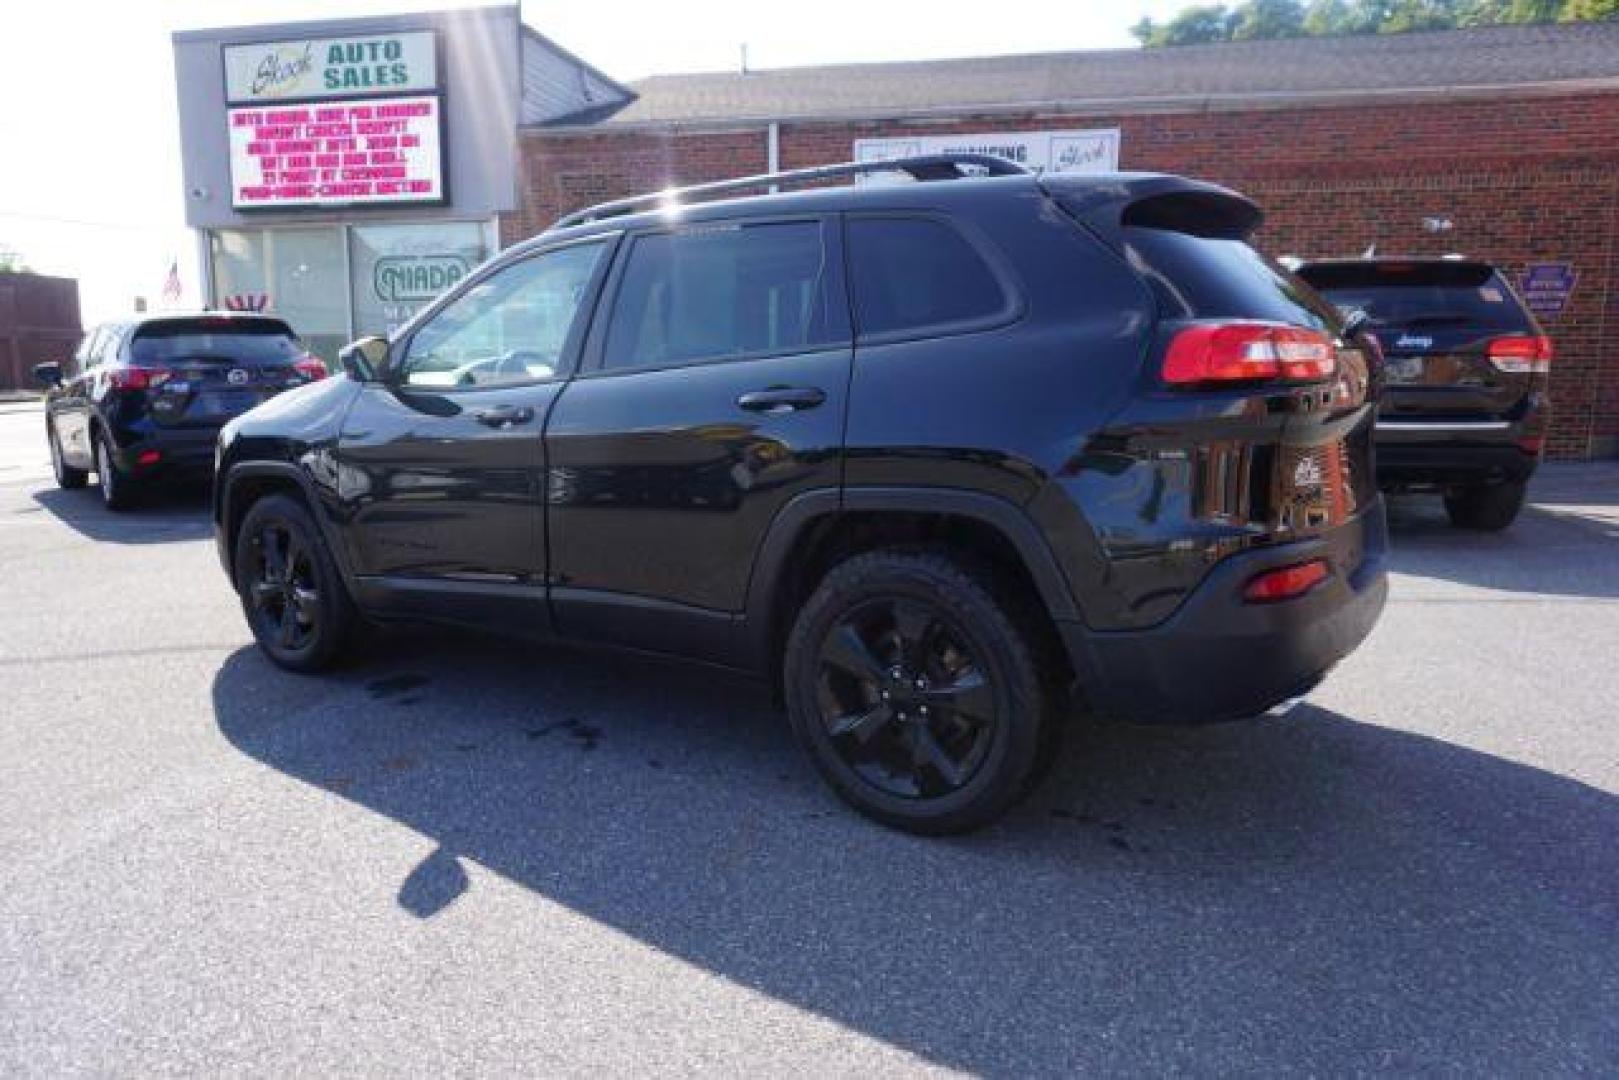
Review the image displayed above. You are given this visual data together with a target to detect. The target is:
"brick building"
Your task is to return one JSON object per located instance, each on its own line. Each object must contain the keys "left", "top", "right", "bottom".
{"left": 509, "top": 22, "right": 1619, "bottom": 459}
{"left": 0, "top": 272, "right": 81, "bottom": 392}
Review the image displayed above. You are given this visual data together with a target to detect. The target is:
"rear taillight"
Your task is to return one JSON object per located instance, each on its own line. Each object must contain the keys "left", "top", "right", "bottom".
{"left": 1487, "top": 335, "right": 1553, "bottom": 374}
{"left": 106, "top": 366, "right": 172, "bottom": 391}
{"left": 1162, "top": 323, "right": 1337, "bottom": 386}
{"left": 1243, "top": 559, "right": 1331, "bottom": 603}
{"left": 294, "top": 356, "right": 328, "bottom": 381}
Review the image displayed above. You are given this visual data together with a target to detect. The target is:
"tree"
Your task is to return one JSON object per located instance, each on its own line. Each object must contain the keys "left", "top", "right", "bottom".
{"left": 1304, "top": 0, "right": 1387, "bottom": 34}
{"left": 1232, "top": 0, "right": 1309, "bottom": 37}
{"left": 1131, "top": 4, "right": 1238, "bottom": 46}
{"left": 1136, "top": 0, "right": 1609, "bottom": 45}
{"left": 1561, "top": 0, "right": 1619, "bottom": 17}
{"left": 1381, "top": 0, "right": 1465, "bottom": 32}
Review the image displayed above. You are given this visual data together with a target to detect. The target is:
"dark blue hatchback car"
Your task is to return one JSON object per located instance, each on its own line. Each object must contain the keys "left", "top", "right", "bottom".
{"left": 35, "top": 312, "right": 326, "bottom": 509}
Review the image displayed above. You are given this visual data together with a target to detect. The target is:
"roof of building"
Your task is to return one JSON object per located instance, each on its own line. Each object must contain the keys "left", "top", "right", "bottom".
{"left": 559, "top": 21, "right": 1619, "bottom": 129}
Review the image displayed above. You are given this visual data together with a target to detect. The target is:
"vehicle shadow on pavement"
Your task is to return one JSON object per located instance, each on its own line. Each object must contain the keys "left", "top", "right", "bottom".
{"left": 212, "top": 635, "right": 1616, "bottom": 1074}
{"left": 30, "top": 484, "right": 213, "bottom": 544}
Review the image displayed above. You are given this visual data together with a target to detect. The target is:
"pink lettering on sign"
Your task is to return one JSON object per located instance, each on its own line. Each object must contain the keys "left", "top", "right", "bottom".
{"left": 229, "top": 96, "right": 441, "bottom": 207}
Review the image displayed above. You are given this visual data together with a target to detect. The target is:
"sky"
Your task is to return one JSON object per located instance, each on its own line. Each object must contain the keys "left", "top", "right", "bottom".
{"left": 0, "top": 0, "right": 1194, "bottom": 324}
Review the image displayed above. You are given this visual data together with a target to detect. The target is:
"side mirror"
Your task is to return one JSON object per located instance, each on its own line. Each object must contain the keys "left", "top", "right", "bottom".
{"left": 32, "top": 361, "right": 62, "bottom": 388}
{"left": 338, "top": 336, "right": 391, "bottom": 382}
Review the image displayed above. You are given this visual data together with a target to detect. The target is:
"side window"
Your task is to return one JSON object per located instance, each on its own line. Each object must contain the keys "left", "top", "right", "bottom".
{"left": 847, "top": 216, "right": 1009, "bottom": 339}
{"left": 601, "top": 220, "right": 835, "bottom": 371}
{"left": 399, "top": 241, "right": 606, "bottom": 388}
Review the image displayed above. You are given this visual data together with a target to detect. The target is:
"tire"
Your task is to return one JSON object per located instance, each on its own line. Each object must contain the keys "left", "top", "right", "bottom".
{"left": 234, "top": 493, "right": 356, "bottom": 672}
{"left": 93, "top": 431, "right": 137, "bottom": 511}
{"left": 47, "top": 421, "right": 88, "bottom": 489}
{"left": 783, "top": 548, "right": 1059, "bottom": 835}
{"left": 1444, "top": 480, "right": 1527, "bottom": 531}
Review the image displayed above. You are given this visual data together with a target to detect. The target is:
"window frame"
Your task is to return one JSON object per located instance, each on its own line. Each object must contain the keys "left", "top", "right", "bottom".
{"left": 387, "top": 232, "right": 620, "bottom": 393}
{"left": 842, "top": 210, "right": 1024, "bottom": 347}
{"left": 578, "top": 212, "right": 851, "bottom": 379}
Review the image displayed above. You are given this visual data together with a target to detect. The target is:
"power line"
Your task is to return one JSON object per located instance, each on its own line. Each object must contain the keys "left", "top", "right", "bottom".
{"left": 0, "top": 211, "right": 182, "bottom": 233}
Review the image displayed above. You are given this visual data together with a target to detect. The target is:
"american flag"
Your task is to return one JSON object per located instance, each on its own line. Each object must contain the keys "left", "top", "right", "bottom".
{"left": 161, "top": 259, "right": 182, "bottom": 304}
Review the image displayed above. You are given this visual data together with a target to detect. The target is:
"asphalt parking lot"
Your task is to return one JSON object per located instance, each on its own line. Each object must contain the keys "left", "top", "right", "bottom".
{"left": 1, "top": 399, "right": 1615, "bottom": 1075}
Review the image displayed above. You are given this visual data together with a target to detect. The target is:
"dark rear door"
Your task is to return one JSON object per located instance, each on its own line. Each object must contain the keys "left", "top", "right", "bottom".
{"left": 544, "top": 216, "right": 851, "bottom": 663}
{"left": 1297, "top": 261, "right": 1545, "bottom": 423}
{"left": 128, "top": 316, "right": 311, "bottom": 429}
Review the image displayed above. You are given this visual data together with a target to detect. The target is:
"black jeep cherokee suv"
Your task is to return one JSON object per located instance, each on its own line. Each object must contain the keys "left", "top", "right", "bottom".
{"left": 214, "top": 156, "right": 1388, "bottom": 833}
{"left": 1296, "top": 258, "right": 1551, "bottom": 530}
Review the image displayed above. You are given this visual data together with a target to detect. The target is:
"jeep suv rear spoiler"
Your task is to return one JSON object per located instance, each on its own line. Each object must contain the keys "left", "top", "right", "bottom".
{"left": 1044, "top": 173, "right": 1264, "bottom": 246}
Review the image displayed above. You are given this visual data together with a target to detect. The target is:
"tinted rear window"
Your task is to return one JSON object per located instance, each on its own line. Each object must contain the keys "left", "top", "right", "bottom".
{"left": 847, "top": 217, "right": 1009, "bottom": 338}
{"left": 1123, "top": 228, "right": 1337, "bottom": 332}
{"left": 130, "top": 320, "right": 302, "bottom": 365}
{"left": 1297, "top": 263, "right": 1532, "bottom": 332}
{"left": 603, "top": 221, "right": 837, "bottom": 370}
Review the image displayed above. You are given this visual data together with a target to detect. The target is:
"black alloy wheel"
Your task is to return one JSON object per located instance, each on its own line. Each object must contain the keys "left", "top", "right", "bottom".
{"left": 234, "top": 494, "right": 355, "bottom": 672}
{"left": 246, "top": 520, "right": 323, "bottom": 655}
{"left": 784, "top": 549, "right": 1056, "bottom": 834}
{"left": 817, "top": 597, "right": 998, "bottom": 799}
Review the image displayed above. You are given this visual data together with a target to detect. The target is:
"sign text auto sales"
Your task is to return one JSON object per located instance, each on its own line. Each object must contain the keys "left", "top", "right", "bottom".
{"left": 228, "top": 95, "right": 443, "bottom": 207}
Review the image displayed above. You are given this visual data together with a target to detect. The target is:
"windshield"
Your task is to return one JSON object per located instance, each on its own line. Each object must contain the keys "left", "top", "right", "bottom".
{"left": 130, "top": 321, "right": 303, "bottom": 365}
{"left": 1298, "top": 263, "right": 1533, "bottom": 332}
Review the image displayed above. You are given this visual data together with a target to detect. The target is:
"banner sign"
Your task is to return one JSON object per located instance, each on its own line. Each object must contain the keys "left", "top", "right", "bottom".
{"left": 1519, "top": 262, "right": 1577, "bottom": 319}
{"left": 853, "top": 128, "right": 1121, "bottom": 180}
{"left": 224, "top": 31, "right": 438, "bottom": 103}
{"left": 228, "top": 95, "right": 444, "bottom": 209}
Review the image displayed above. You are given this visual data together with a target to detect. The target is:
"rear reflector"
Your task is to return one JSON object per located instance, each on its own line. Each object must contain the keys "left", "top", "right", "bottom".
{"left": 1487, "top": 335, "right": 1553, "bottom": 374}
{"left": 136, "top": 449, "right": 162, "bottom": 467}
{"left": 1243, "top": 559, "right": 1330, "bottom": 603}
{"left": 1162, "top": 323, "right": 1337, "bottom": 385}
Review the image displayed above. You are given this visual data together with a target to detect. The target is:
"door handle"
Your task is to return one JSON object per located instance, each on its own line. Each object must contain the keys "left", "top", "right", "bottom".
{"left": 473, "top": 405, "right": 535, "bottom": 429}
{"left": 736, "top": 387, "right": 827, "bottom": 416}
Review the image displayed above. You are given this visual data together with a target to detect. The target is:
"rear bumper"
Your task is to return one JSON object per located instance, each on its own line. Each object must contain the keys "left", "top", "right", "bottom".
{"left": 104, "top": 428, "right": 218, "bottom": 479}
{"left": 1374, "top": 397, "right": 1546, "bottom": 490}
{"left": 1060, "top": 498, "right": 1388, "bottom": 725}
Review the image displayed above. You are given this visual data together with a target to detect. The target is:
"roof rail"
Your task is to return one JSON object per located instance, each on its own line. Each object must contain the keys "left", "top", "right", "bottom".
{"left": 552, "top": 153, "right": 1028, "bottom": 229}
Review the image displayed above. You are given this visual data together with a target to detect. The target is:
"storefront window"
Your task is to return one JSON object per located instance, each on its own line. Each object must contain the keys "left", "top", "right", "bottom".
{"left": 349, "top": 222, "right": 488, "bottom": 339}
{"left": 211, "top": 227, "right": 348, "bottom": 363}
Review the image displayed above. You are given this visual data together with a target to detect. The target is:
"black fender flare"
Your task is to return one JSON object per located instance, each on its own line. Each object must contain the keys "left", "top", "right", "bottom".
{"left": 217, "top": 460, "right": 358, "bottom": 593}
{"left": 739, "top": 486, "right": 1082, "bottom": 669}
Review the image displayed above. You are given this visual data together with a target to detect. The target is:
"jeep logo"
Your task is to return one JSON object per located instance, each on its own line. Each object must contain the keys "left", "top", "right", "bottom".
{"left": 1395, "top": 334, "right": 1435, "bottom": 350}
{"left": 373, "top": 255, "right": 471, "bottom": 304}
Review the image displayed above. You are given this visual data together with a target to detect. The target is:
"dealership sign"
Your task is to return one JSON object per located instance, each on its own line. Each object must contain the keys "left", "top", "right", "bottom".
{"left": 374, "top": 254, "right": 470, "bottom": 302}
{"left": 224, "top": 31, "right": 438, "bottom": 103}
{"left": 853, "top": 129, "right": 1121, "bottom": 179}
{"left": 228, "top": 95, "right": 444, "bottom": 208}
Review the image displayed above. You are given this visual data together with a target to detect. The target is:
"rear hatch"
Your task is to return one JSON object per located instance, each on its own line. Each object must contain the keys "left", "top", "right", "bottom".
{"left": 130, "top": 316, "right": 317, "bottom": 429}
{"left": 1295, "top": 260, "right": 1547, "bottom": 424}
{"left": 1050, "top": 179, "right": 1380, "bottom": 624}
{"left": 1102, "top": 190, "right": 1378, "bottom": 541}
